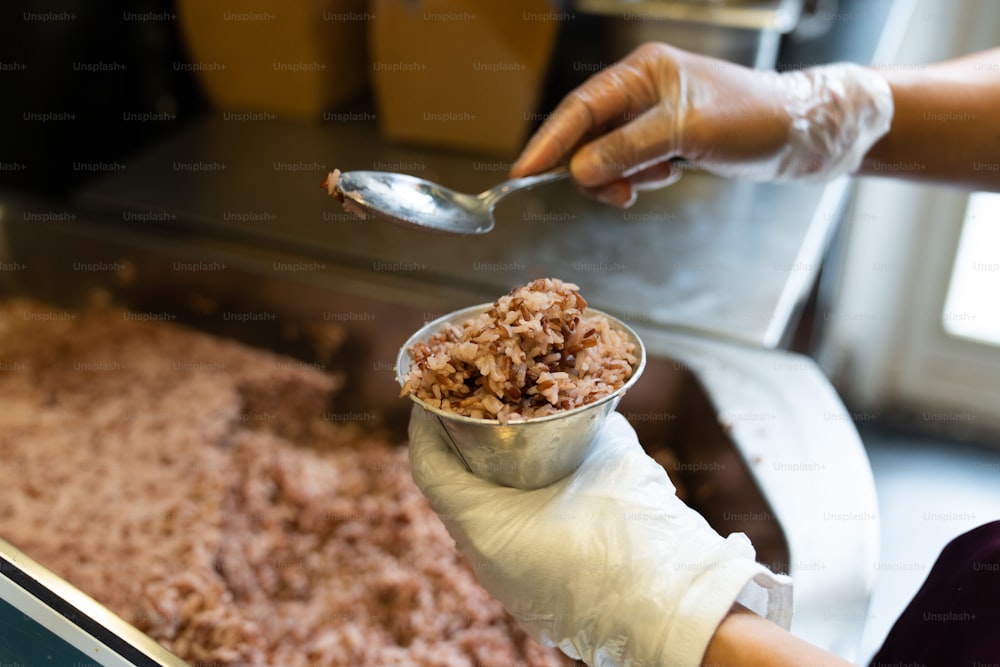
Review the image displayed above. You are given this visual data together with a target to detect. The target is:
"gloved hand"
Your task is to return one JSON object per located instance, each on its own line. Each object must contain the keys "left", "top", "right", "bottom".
{"left": 510, "top": 42, "right": 894, "bottom": 207}
{"left": 408, "top": 406, "right": 792, "bottom": 667}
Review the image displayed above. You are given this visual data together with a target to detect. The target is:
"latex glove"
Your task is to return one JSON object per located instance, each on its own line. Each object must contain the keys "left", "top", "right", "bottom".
{"left": 408, "top": 406, "right": 792, "bottom": 667}
{"left": 510, "top": 42, "right": 894, "bottom": 207}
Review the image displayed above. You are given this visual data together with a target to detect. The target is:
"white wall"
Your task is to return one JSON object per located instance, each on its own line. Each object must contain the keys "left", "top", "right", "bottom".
{"left": 814, "top": 0, "right": 1000, "bottom": 439}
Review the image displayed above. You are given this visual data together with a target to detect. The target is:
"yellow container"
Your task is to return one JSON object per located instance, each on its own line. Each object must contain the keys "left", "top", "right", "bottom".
{"left": 176, "top": 0, "right": 370, "bottom": 120}
{"left": 368, "top": 0, "right": 560, "bottom": 157}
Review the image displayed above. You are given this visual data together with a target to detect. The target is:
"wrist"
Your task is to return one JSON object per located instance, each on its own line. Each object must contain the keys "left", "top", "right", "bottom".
{"left": 772, "top": 63, "right": 894, "bottom": 181}
{"left": 661, "top": 556, "right": 792, "bottom": 667}
{"left": 704, "top": 604, "right": 855, "bottom": 667}
{"left": 571, "top": 534, "right": 791, "bottom": 667}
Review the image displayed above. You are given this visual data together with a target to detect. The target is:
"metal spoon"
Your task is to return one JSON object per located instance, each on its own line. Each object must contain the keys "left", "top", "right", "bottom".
{"left": 322, "top": 167, "right": 570, "bottom": 235}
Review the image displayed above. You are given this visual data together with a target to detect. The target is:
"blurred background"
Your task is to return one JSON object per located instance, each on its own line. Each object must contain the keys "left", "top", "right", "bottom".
{"left": 1, "top": 0, "right": 998, "bottom": 663}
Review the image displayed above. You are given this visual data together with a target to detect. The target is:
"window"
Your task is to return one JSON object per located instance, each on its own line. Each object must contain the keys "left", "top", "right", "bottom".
{"left": 942, "top": 193, "right": 1000, "bottom": 346}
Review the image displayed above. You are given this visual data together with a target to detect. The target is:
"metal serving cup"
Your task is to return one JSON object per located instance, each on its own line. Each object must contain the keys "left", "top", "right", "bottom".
{"left": 397, "top": 303, "right": 646, "bottom": 489}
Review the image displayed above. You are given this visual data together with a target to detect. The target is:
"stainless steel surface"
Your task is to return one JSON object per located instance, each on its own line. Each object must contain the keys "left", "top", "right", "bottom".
{"left": 1, "top": 210, "right": 877, "bottom": 659}
{"left": 573, "top": 0, "right": 804, "bottom": 31}
{"left": 329, "top": 167, "right": 571, "bottom": 235}
{"left": 0, "top": 537, "right": 189, "bottom": 666}
{"left": 397, "top": 304, "right": 646, "bottom": 489}
{"left": 603, "top": 17, "right": 784, "bottom": 69}
{"left": 574, "top": 0, "right": 802, "bottom": 68}
{"left": 71, "top": 115, "right": 848, "bottom": 349}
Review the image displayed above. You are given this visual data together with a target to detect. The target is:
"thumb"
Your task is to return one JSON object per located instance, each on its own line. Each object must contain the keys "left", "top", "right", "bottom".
{"left": 570, "top": 105, "right": 682, "bottom": 187}
{"left": 407, "top": 405, "right": 519, "bottom": 518}
{"left": 407, "top": 404, "right": 467, "bottom": 485}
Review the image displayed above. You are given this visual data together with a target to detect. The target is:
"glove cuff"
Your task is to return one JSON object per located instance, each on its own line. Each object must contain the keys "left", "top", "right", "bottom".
{"left": 774, "top": 62, "right": 894, "bottom": 181}
{"left": 660, "top": 547, "right": 793, "bottom": 667}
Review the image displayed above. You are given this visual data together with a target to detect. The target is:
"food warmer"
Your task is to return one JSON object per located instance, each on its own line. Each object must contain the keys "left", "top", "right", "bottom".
{"left": 2, "top": 126, "right": 877, "bottom": 665}
{"left": 0, "top": 0, "right": 905, "bottom": 661}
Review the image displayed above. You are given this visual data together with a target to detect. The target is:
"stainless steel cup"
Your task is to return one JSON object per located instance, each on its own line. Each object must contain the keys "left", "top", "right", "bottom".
{"left": 397, "top": 303, "right": 646, "bottom": 489}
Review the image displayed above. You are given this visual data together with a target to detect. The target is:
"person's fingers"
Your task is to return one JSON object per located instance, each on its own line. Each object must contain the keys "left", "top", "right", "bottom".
{"left": 569, "top": 104, "right": 684, "bottom": 187}
{"left": 579, "top": 160, "right": 683, "bottom": 208}
{"left": 510, "top": 50, "right": 662, "bottom": 179}
{"left": 569, "top": 413, "right": 668, "bottom": 489}
{"left": 630, "top": 160, "right": 684, "bottom": 191}
{"left": 580, "top": 179, "right": 636, "bottom": 209}
{"left": 407, "top": 406, "right": 468, "bottom": 485}
{"left": 407, "top": 406, "right": 523, "bottom": 519}
{"left": 509, "top": 97, "right": 591, "bottom": 178}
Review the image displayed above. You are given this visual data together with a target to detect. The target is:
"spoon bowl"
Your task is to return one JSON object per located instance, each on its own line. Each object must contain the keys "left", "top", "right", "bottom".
{"left": 323, "top": 167, "right": 570, "bottom": 235}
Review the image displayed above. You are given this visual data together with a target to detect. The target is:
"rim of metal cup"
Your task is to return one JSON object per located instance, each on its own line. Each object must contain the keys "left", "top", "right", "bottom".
{"left": 396, "top": 303, "right": 646, "bottom": 425}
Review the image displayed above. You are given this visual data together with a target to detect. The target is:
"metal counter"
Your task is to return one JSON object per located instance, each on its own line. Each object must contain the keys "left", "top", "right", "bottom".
{"left": 72, "top": 114, "right": 849, "bottom": 350}
{"left": 0, "top": 212, "right": 877, "bottom": 660}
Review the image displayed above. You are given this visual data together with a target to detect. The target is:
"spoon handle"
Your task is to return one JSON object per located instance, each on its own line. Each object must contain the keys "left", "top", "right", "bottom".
{"left": 480, "top": 167, "right": 571, "bottom": 208}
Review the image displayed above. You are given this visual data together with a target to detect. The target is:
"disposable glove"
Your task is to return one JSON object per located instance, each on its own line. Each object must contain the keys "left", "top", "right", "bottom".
{"left": 408, "top": 406, "right": 792, "bottom": 667}
{"left": 510, "top": 42, "right": 894, "bottom": 207}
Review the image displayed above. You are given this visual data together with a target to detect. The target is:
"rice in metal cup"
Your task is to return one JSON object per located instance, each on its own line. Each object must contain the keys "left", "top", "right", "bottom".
{"left": 397, "top": 304, "right": 646, "bottom": 490}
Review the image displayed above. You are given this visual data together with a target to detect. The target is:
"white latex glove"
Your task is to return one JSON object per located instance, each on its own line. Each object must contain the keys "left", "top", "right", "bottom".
{"left": 408, "top": 407, "right": 792, "bottom": 667}
{"left": 510, "top": 42, "right": 894, "bottom": 207}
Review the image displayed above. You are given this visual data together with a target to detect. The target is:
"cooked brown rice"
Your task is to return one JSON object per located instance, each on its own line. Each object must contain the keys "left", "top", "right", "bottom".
{"left": 400, "top": 278, "right": 638, "bottom": 422}
{"left": 322, "top": 169, "right": 368, "bottom": 220}
{"left": 0, "top": 297, "right": 571, "bottom": 667}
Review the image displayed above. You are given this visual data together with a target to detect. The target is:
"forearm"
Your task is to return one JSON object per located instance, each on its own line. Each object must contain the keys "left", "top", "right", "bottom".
{"left": 702, "top": 604, "right": 855, "bottom": 667}
{"left": 860, "top": 48, "right": 1000, "bottom": 191}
